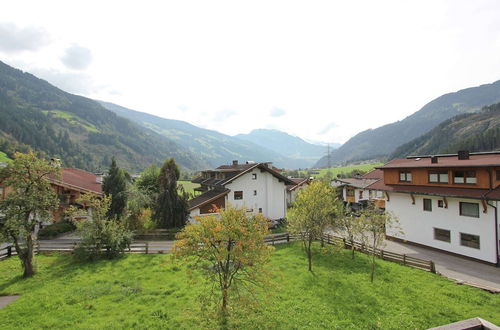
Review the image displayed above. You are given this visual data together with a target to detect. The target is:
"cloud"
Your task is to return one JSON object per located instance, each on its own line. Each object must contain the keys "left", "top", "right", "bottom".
{"left": 60, "top": 45, "right": 93, "bottom": 70}
{"left": 270, "top": 107, "right": 286, "bottom": 117}
{"left": 0, "top": 22, "right": 50, "bottom": 53}
{"left": 178, "top": 105, "right": 189, "bottom": 112}
{"left": 318, "top": 121, "right": 338, "bottom": 135}
{"left": 213, "top": 109, "right": 238, "bottom": 122}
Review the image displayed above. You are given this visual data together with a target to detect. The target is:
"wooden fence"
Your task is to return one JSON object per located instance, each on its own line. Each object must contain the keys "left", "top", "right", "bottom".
{"left": 0, "top": 232, "right": 435, "bottom": 273}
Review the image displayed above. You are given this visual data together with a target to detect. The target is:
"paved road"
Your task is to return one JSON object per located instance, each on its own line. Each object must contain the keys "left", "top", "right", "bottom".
{"left": 0, "top": 296, "right": 20, "bottom": 309}
{"left": 381, "top": 239, "right": 500, "bottom": 292}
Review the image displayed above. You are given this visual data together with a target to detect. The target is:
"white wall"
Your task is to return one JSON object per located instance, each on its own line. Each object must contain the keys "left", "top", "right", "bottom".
{"left": 386, "top": 193, "right": 498, "bottom": 264}
{"left": 225, "top": 168, "right": 287, "bottom": 220}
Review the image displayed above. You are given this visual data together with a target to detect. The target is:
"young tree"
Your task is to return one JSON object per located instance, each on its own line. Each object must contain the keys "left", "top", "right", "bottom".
{"left": 287, "top": 180, "right": 340, "bottom": 271}
{"left": 0, "top": 151, "right": 60, "bottom": 277}
{"left": 67, "top": 194, "right": 133, "bottom": 260}
{"left": 102, "top": 157, "right": 128, "bottom": 220}
{"left": 173, "top": 206, "right": 273, "bottom": 317}
{"left": 358, "top": 204, "right": 400, "bottom": 282}
{"left": 153, "top": 158, "right": 188, "bottom": 228}
{"left": 336, "top": 204, "right": 365, "bottom": 259}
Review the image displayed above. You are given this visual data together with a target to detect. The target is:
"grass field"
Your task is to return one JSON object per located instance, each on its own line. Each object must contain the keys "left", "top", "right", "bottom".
{"left": 42, "top": 110, "right": 99, "bottom": 133}
{"left": 1, "top": 243, "right": 498, "bottom": 329}
{"left": 0, "top": 151, "right": 11, "bottom": 163}
{"left": 306, "top": 162, "right": 384, "bottom": 178}
{"left": 177, "top": 180, "right": 200, "bottom": 196}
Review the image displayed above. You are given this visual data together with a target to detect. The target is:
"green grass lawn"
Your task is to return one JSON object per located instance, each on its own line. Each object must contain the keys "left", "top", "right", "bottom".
{"left": 0, "top": 151, "right": 11, "bottom": 163}
{"left": 177, "top": 180, "right": 200, "bottom": 196}
{"left": 305, "top": 162, "right": 384, "bottom": 178}
{"left": 1, "top": 243, "right": 499, "bottom": 329}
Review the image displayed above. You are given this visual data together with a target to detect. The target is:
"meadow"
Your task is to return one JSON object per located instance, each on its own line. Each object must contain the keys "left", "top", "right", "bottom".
{"left": 0, "top": 151, "right": 11, "bottom": 163}
{"left": 304, "top": 162, "right": 384, "bottom": 179}
{"left": 0, "top": 243, "right": 499, "bottom": 329}
{"left": 177, "top": 180, "right": 201, "bottom": 196}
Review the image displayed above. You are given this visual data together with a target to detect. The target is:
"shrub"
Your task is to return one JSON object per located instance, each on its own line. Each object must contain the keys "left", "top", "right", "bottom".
{"left": 38, "top": 220, "right": 76, "bottom": 239}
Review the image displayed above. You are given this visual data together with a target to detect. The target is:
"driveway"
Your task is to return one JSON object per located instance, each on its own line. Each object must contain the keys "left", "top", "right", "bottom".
{"left": 382, "top": 239, "right": 500, "bottom": 292}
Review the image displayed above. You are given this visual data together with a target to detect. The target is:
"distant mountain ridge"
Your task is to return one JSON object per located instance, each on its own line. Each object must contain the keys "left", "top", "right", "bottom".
{"left": 99, "top": 101, "right": 318, "bottom": 169}
{"left": 390, "top": 102, "right": 500, "bottom": 158}
{"left": 235, "top": 129, "right": 329, "bottom": 168}
{"left": 0, "top": 60, "right": 206, "bottom": 172}
{"left": 314, "top": 80, "right": 500, "bottom": 167}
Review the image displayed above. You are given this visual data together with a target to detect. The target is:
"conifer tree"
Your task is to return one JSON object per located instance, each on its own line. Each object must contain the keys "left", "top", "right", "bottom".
{"left": 102, "top": 157, "right": 128, "bottom": 220}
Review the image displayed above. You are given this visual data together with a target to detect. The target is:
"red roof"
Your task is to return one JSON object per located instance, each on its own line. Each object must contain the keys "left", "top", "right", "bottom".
{"left": 366, "top": 180, "right": 500, "bottom": 201}
{"left": 362, "top": 169, "right": 383, "bottom": 179}
{"left": 49, "top": 168, "right": 102, "bottom": 195}
{"left": 380, "top": 152, "right": 500, "bottom": 169}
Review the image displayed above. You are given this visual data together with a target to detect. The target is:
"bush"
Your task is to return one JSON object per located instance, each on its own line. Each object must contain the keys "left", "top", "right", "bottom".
{"left": 38, "top": 221, "right": 76, "bottom": 239}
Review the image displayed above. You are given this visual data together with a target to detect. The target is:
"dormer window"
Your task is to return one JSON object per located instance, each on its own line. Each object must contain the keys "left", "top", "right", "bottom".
{"left": 453, "top": 171, "right": 476, "bottom": 184}
{"left": 399, "top": 171, "right": 412, "bottom": 183}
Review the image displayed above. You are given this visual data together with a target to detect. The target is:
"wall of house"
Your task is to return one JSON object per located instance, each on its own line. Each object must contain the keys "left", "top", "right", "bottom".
{"left": 385, "top": 192, "right": 498, "bottom": 264}
{"left": 383, "top": 167, "right": 494, "bottom": 189}
{"left": 225, "top": 168, "right": 287, "bottom": 220}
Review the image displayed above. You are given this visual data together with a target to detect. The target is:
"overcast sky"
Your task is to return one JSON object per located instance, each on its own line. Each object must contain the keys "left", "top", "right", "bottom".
{"left": 2, "top": 1, "right": 500, "bottom": 144}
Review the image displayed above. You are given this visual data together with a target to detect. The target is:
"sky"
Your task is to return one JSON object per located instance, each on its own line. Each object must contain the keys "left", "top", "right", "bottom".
{"left": 1, "top": 0, "right": 500, "bottom": 144}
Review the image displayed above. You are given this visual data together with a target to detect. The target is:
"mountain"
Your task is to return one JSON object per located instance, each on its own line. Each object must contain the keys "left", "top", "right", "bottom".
{"left": 390, "top": 103, "right": 500, "bottom": 158}
{"left": 235, "top": 129, "right": 329, "bottom": 168}
{"left": 0, "top": 60, "right": 206, "bottom": 172}
{"left": 98, "top": 101, "right": 302, "bottom": 169}
{"left": 314, "top": 80, "right": 500, "bottom": 167}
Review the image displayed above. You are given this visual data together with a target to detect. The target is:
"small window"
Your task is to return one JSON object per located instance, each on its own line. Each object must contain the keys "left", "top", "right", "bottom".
{"left": 346, "top": 188, "right": 354, "bottom": 196}
{"left": 399, "top": 171, "right": 412, "bottom": 182}
{"left": 359, "top": 191, "right": 363, "bottom": 199}
{"left": 459, "top": 202, "right": 479, "bottom": 218}
{"left": 496, "top": 170, "right": 500, "bottom": 180}
{"left": 423, "top": 198, "right": 432, "bottom": 211}
{"left": 434, "top": 228, "right": 450, "bottom": 242}
{"left": 429, "top": 171, "right": 448, "bottom": 183}
{"left": 437, "top": 200, "right": 444, "bottom": 208}
{"left": 253, "top": 190, "right": 257, "bottom": 196}
{"left": 454, "top": 171, "right": 476, "bottom": 184}
{"left": 258, "top": 208, "right": 262, "bottom": 213}
{"left": 460, "top": 233, "right": 480, "bottom": 249}
{"left": 252, "top": 173, "right": 257, "bottom": 180}
{"left": 234, "top": 191, "right": 243, "bottom": 200}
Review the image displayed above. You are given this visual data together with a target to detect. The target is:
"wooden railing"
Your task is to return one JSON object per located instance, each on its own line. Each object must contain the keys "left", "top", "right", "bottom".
{"left": 0, "top": 233, "right": 435, "bottom": 273}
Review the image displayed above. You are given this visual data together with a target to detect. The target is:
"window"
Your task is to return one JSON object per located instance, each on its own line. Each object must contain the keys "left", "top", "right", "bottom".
{"left": 428, "top": 171, "right": 448, "bottom": 183}
{"left": 399, "top": 171, "right": 412, "bottom": 182}
{"left": 459, "top": 202, "right": 479, "bottom": 218}
{"left": 437, "top": 200, "right": 444, "bottom": 208}
{"left": 497, "top": 170, "right": 500, "bottom": 181}
{"left": 453, "top": 171, "right": 476, "bottom": 184}
{"left": 234, "top": 191, "right": 243, "bottom": 200}
{"left": 359, "top": 191, "right": 363, "bottom": 199}
{"left": 423, "top": 198, "right": 432, "bottom": 211}
{"left": 460, "top": 233, "right": 480, "bottom": 249}
{"left": 253, "top": 190, "right": 257, "bottom": 196}
{"left": 346, "top": 188, "right": 354, "bottom": 196}
{"left": 252, "top": 173, "right": 257, "bottom": 180}
{"left": 434, "top": 228, "right": 450, "bottom": 242}
{"left": 258, "top": 208, "right": 262, "bottom": 213}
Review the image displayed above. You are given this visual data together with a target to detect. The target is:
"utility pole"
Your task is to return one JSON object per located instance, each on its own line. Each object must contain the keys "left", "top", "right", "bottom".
{"left": 326, "top": 144, "right": 331, "bottom": 169}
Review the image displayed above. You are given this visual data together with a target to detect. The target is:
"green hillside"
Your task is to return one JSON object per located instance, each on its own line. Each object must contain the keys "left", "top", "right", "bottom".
{"left": 390, "top": 102, "right": 500, "bottom": 158}
{"left": 99, "top": 101, "right": 306, "bottom": 169}
{"left": 315, "top": 80, "right": 500, "bottom": 167}
{"left": 0, "top": 61, "right": 207, "bottom": 172}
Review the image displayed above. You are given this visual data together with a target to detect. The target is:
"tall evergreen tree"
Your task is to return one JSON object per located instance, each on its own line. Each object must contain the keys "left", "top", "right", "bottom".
{"left": 153, "top": 158, "right": 189, "bottom": 228}
{"left": 102, "top": 157, "right": 128, "bottom": 220}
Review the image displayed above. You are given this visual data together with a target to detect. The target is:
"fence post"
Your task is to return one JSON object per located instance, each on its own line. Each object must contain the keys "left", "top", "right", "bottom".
{"left": 287, "top": 233, "right": 290, "bottom": 242}
{"left": 7, "top": 246, "right": 12, "bottom": 258}
{"left": 380, "top": 250, "right": 384, "bottom": 260}
{"left": 343, "top": 238, "right": 346, "bottom": 248}
{"left": 403, "top": 254, "right": 406, "bottom": 266}
{"left": 430, "top": 261, "right": 436, "bottom": 273}
{"left": 327, "top": 234, "right": 331, "bottom": 244}
{"left": 36, "top": 242, "right": 40, "bottom": 254}
{"left": 146, "top": 242, "right": 149, "bottom": 254}
{"left": 272, "top": 236, "right": 275, "bottom": 245}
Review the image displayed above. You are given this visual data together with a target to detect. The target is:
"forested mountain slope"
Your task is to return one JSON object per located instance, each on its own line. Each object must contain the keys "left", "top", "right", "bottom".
{"left": 99, "top": 101, "right": 308, "bottom": 169}
{"left": 315, "top": 80, "right": 500, "bottom": 167}
{"left": 390, "top": 103, "right": 500, "bottom": 158}
{"left": 0, "top": 61, "right": 206, "bottom": 172}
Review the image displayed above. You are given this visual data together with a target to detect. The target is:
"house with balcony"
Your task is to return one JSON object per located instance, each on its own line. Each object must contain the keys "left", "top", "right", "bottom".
{"left": 367, "top": 151, "right": 500, "bottom": 265}
{"left": 331, "top": 169, "right": 385, "bottom": 209}
{"left": 188, "top": 161, "right": 295, "bottom": 222}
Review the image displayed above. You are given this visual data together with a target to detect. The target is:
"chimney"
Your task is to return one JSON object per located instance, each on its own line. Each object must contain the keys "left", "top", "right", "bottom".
{"left": 458, "top": 150, "right": 470, "bottom": 160}
{"left": 431, "top": 156, "right": 438, "bottom": 164}
{"left": 232, "top": 160, "right": 238, "bottom": 166}
{"left": 95, "top": 173, "right": 104, "bottom": 184}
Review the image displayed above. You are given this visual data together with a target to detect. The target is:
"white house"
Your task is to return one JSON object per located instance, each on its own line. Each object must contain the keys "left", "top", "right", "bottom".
{"left": 286, "top": 177, "right": 310, "bottom": 207}
{"left": 188, "top": 161, "right": 296, "bottom": 222}
{"left": 367, "top": 151, "right": 500, "bottom": 265}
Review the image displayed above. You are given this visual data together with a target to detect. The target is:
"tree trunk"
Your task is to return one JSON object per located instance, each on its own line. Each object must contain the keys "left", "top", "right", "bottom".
{"left": 221, "top": 286, "right": 229, "bottom": 318}
{"left": 307, "top": 237, "right": 313, "bottom": 272}
{"left": 22, "top": 233, "right": 36, "bottom": 278}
